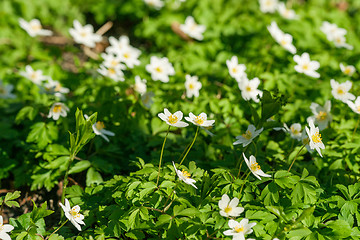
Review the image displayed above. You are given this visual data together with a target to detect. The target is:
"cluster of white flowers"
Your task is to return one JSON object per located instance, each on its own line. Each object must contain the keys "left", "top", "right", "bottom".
{"left": 259, "top": 0, "right": 298, "bottom": 19}
{"left": 320, "top": 21, "right": 353, "bottom": 50}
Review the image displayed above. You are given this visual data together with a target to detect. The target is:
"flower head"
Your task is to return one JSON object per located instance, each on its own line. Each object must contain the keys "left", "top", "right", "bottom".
{"left": 59, "top": 199, "right": 85, "bottom": 231}
{"left": 142, "top": 91, "right": 155, "bottom": 108}
{"left": 226, "top": 56, "right": 247, "bottom": 82}
{"left": 179, "top": 16, "right": 206, "bottom": 41}
{"left": 134, "top": 76, "right": 147, "bottom": 95}
{"left": 277, "top": 2, "right": 298, "bottom": 19}
{"left": 0, "top": 81, "right": 16, "bottom": 99}
{"left": 293, "top": 53, "right": 320, "bottom": 78}
{"left": 330, "top": 79, "right": 355, "bottom": 103}
{"left": 233, "top": 125, "right": 263, "bottom": 147}
{"left": 267, "top": 21, "right": 296, "bottom": 54}
{"left": 20, "top": 65, "right": 49, "bottom": 85}
{"left": 48, "top": 102, "right": 69, "bottom": 120}
{"left": 305, "top": 119, "right": 325, "bottom": 157}
{"left": 185, "top": 75, "right": 202, "bottom": 98}
{"left": 97, "top": 64, "right": 126, "bottom": 82}
{"left": 347, "top": 97, "right": 360, "bottom": 115}
{"left": 158, "top": 108, "right": 188, "bottom": 128}
{"left": 238, "top": 77, "right": 263, "bottom": 103}
{"left": 84, "top": 115, "right": 115, "bottom": 142}
{"left": 243, "top": 153, "right": 271, "bottom": 180}
{"left": 44, "top": 78, "right": 70, "bottom": 99}
{"left": 19, "top": 18, "right": 52, "bottom": 37}
{"left": 146, "top": 56, "right": 175, "bottom": 83}
{"left": 0, "top": 216, "right": 14, "bottom": 240}
{"left": 307, "top": 101, "right": 332, "bottom": 130}
{"left": 283, "top": 123, "right": 302, "bottom": 141}
{"left": 259, "top": 0, "right": 279, "bottom": 13}
{"left": 340, "top": 63, "right": 355, "bottom": 76}
{"left": 223, "top": 218, "right": 256, "bottom": 240}
{"left": 218, "top": 194, "right": 244, "bottom": 218}
{"left": 185, "top": 112, "right": 215, "bottom": 127}
{"left": 320, "top": 21, "right": 352, "bottom": 50}
{"left": 144, "top": 0, "right": 164, "bottom": 10}
{"left": 69, "top": 20, "right": 102, "bottom": 48}
{"left": 172, "top": 162, "right": 197, "bottom": 189}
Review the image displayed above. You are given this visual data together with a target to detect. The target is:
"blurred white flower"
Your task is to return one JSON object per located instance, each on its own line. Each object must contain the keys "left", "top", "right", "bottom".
{"left": 267, "top": 21, "right": 296, "bottom": 54}
{"left": 218, "top": 194, "right": 244, "bottom": 218}
{"left": 0, "top": 216, "right": 14, "bottom": 240}
{"left": 117, "top": 46, "right": 141, "bottom": 68}
{"left": 134, "top": 76, "right": 147, "bottom": 95}
{"left": 144, "top": 0, "right": 164, "bottom": 10}
{"left": 259, "top": 0, "right": 279, "bottom": 13}
{"left": 84, "top": 115, "right": 115, "bottom": 142}
{"left": 179, "top": 16, "right": 206, "bottom": 41}
{"left": 223, "top": 218, "right": 256, "bottom": 240}
{"left": 283, "top": 123, "right": 302, "bottom": 141}
{"left": 330, "top": 79, "right": 355, "bottom": 103}
{"left": 44, "top": 78, "right": 70, "bottom": 99}
{"left": 243, "top": 153, "right": 271, "bottom": 180}
{"left": 141, "top": 91, "right": 155, "bottom": 108}
{"left": 48, "top": 102, "right": 69, "bottom": 120}
{"left": 101, "top": 53, "right": 122, "bottom": 69}
{"left": 233, "top": 124, "right": 263, "bottom": 147}
{"left": 106, "top": 36, "right": 131, "bottom": 53}
{"left": 333, "top": 35, "right": 353, "bottom": 50}
{"left": 97, "top": 64, "right": 126, "bottom": 82}
{"left": 185, "top": 75, "right": 202, "bottom": 98}
{"left": 340, "top": 63, "right": 355, "bottom": 76}
{"left": 19, "top": 18, "right": 52, "bottom": 37}
{"left": 0, "top": 81, "right": 16, "bottom": 99}
{"left": 347, "top": 96, "right": 360, "bottom": 114}
{"left": 226, "top": 56, "right": 247, "bottom": 82}
{"left": 59, "top": 199, "right": 85, "bottom": 231}
{"left": 238, "top": 77, "right": 263, "bottom": 103}
{"left": 320, "top": 21, "right": 352, "bottom": 50}
{"left": 277, "top": 2, "right": 298, "bottom": 19}
{"left": 293, "top": 52, "right": 320, "bottom": 78}
{"left": 172, "top": 161, "right": 197, "bottom": 189}
{"left": 305, "top": 119, "right": 325, "bottom": 157}
{"left": 158, "top": 108, "right": 188, "bottom": 128}
{"left": 307, "top": 101, "right": 332, "bottom": 131}
{"left": 146, "top": 56, "right": 175, "bottom": 83}
{"left": 69, "top": 20, "right": 102, "bottom": 48}
{"left": 20, "top": 65, "right": 49, "bottom": 85}
{"left": 185, "top": 112, "right": 215, "bottom": 127}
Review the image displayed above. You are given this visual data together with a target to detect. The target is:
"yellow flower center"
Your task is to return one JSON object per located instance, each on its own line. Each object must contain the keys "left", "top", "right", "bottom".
{"left": 53, "top": 105, "right": 62, "bottom": 113}
{"left": 251, "top": 162, "right": 261, "bottom": 171}
{"left": 316, "top": 111, "right": 327, "bottom": 121}
{"left": 111, "top": 60, "right": 118, "bottom": 67}
{"left": 290, "top": 126, "right": 299, "bottom": 135}
{"left": 357, "top": 106, "right": 360, "bottom": 113}
{"left": 155, "top": 67, "right": 162, "bottom": 73}
{"left": 302, "top": 64, "right": 309, "bottom": 70}
{"left": 311, "top": 132, "right": 322, "bottom": 143}
{"left": 232, "top": 67, "right": 237, "bottom": 73}
{"left": 31, "top": 24, "right": 42, "bottom": 31}
{"left": 190, "top": 23, "right": 197, "bottom": 31}
{"left": 337, "top": 87, "right": 344, "bottom": 95}
{"left": 80, "top": 31, "right": 88, "bottom": 38}
{"left": 242, "top": 130, "right": 252, "bottom": 140}
{"left": 189, "top": 83, "right": 194, "bottom": 90}
{"left": 224, "top": 206, "right": 232, "bottom": 214}
{"left": 55, "top": 83, "right": 62, "bottom": 92}
{"left": 96, "top": 121, "right": 105, "bottom": 130}
{"left": 235, "top": 226, "right": 244, "bottom": 233}
{"left": 168, "top": 114, "right": 178, "bottom": 124}
{"left": 344, "top": 68, "right": 351, "bottom": 75}
{"left": 181, "top": 170, "right": 191, "bottom": 178}
{"left": 195, "top": 116, "right": 205, "bottom": 125}
{"left": 280, "top": 39, "right": 287, "bottom": 46}
{"left": 246, "top": 86, "right": 252, "bottom": 92}
{"left": 335, "top": 37, "right": 342, "bottom": 43}
{"left": 108, "top": 68, "right": 116, "bottom": 75}
{"left": 30, "top": 72, "right": 38, "bottom": 80}
{"left": 123, "top": 53, "right": 130, "bottom": 59}
{"left": 70, "top": 208, "right": 80, "bottom": 218}
{"left": 0, "top": 225, "right": 3, "bottom": 231}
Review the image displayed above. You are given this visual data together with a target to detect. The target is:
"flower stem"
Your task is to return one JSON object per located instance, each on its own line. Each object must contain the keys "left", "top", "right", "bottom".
{"left": 156, "top": 126, "right": 171, "bottom": 186}
{"left": 239, "top": 171, "right": 251, "bottom": 198}
{"left": 351, "top": 115, "right": 360, "bottom": 141}
{"left": 179, "top": 126, "right": 199, "bottom": 166}
{"left": 288, "top": 144, "right": 306, "bottom": 172}
{"left": 61, "top": 154, "right": 75, "bottom": 204}
{"left": 46, "top": 219, "right": 69, "bottom": 240}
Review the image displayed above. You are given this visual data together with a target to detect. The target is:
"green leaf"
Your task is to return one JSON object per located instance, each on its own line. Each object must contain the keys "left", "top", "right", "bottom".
{"left": 26, "top": 122, "right": 58, "bottom": 149}
{"left": 155, "top": 214, "right": 172, "bottom": 227}
{"left": 86, "top": 167, "right": 103, "bottom": 186}
{"left": 327, "top": 219, "right": 352, "bottom": 237}
{"left": 274, "top": 170, "right": 300, "bottom": 189}
{"left": 176, "top": 208, "right": 200, "bottom": 217}
{"left": 69, "top": 160, "right": 91, "bottom": 174}
{"left": 31, "top": 201, "right": 54, "bottom": 223}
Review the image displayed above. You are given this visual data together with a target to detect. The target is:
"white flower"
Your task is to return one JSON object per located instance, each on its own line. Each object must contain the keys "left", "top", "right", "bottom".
{"left": 69, "top": 20, "right": 102, "bottom": 48}
{"left": 305, "top": 119, "right": 325, "bottom": 157}
{"left": 283, "top": 123, "right": 302, "bottom": 141}
{"left": 59, "top": 199, "right": 85, "bottom": 231}
{"left": 48, "top": 102, "right": 69, "bottom": 120}
{"left": 340, "top": 63, "right": 355, "bottom": 76}
{"left": 218, "top": 194, "right": 244, "bottom": 218}
{"left": 185, "top": 112, "right": 215, "bottom": 127}
{"left": 44, "top": 78, "right": 70, "bottom": 99}
{"left": 233, "top": 125, "right": 263, "bottom": 147}
{"left": 179, "top": 16, "right": 206, "bottom": 41}
{"left": 307, "top": 101, "right": 332, "bottom": 131}
{"left": 330, "top": 79, "right": 355, "bottom": 103}
{"left": 301, "top": 129, "right": 313, "bottom": 153}
{"left": 0, "top": 216, "right": 14, "bottom": 240}
{"left": 267, "top": 21, "right": 296, "bottom": 54}
{"left": 333, "top": 34, "right": 353, "bottom": 50}
{"left": 277, "top": 2, "right": 298, "bottom": 19}
{"left": 347, "top": 97, "right": 360, "bottom": 114}
{"left": 97, "top": 64, "right": 126, "bottom": 82}
{"left": 259, "top": 0, "right": 279, "bottom": 13}
{"left": 144, "top": 0, "right": 164, "bottom": 10}
{"left": 142, "top": 91, "right": 155, "bottom": 108}
{"left": 106, "top": 36, "right": 131, "bottom": 53}
{"left": 172, "top": 161, "right": 197, "bottom": 189}
{"left": 320, "top": 21, "right": 347, "bottom": 41}
{"left": 293, "top": 52, "right": 320, "bottom": 78}
{"left": 185, "top": 75, "right": 202, "bottom": 98}
{"left": 84, "top": 115, "right": 115, "bottom": 142}
{"left": 101, "top": 53, "right": 122, "bottom": 68}
{"left": 0, "top": 81, "right": 16, "bottom": 99}
{"left": 226, "top": 56, "right": 247, "bottom": 82}
{"left": 158, "top": 108, "right": 188, "bottom": 128}
{"left": 223, "top": 218, "right": 256, "bottom": 240}
{"left": 20, "top": 65, "right": 49, "bottom": 85}
{"left": 134, "top": 76, "right": 147, "bottom": 95}
{"left": 238, "top": 77, "right": 263, "bottom": 103}
{"left": 19, "top": 18, "right": 52, "bottom": 37}
{"left": 146, "top": 56, "right": 175, "bottom": 83}
{"left": 243, "top": 153, "right": 271, "bottom": 180}
{"left": 117, "top": 45, "right": 141, "bottom": 68}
